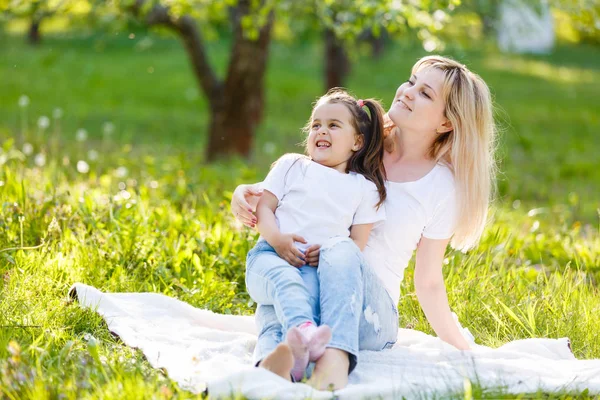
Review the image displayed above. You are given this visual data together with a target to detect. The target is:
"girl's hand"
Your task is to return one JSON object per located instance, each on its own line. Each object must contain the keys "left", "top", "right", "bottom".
{"left": 304, "top": 244, "right": 321, "bottom": 267}
{"left": 231, "top": 184, "right": 262, "bottom": 228}
{"left": 272, "top": 234, "right": 307, "bottom": 267}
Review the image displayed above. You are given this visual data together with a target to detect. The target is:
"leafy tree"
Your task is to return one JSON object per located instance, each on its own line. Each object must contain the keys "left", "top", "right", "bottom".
{"left": 0, "top": 0, "right": 83, "bottom": 44}
{"left": 1, "top": 0, "right": 458, "bottom": 160}
{"left": 553, "top": 0, "right": 600, "bottom": 43}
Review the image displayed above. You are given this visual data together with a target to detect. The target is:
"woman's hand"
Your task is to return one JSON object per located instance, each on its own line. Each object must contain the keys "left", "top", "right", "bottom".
{"left": 272, "top": 234, "right": 307, "bottom": 267}
{"left": 231, "top": 184, "right": 262, "bottom": 228}
{"left": 383, "top": 113, "right": 397, "bottom": 139}
{"left": 304, "top": 244, "right": 321, "bottom": 267}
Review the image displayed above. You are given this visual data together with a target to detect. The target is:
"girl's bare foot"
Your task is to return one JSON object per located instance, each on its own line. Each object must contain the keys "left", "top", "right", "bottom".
{"left": 307, "top": 348, "right": 350, "bottom": 390}
{"left": 306, "top": 325, "right": 332, "bottom": 361}
{"left": 286, "top": 326, "right": 310, "bottom": 381}
{"left": 258, "top": 343, "right": 294, "bottom": 381}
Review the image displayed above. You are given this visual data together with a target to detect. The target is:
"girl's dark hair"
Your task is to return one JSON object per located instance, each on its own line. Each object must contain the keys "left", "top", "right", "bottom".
{"left": 304, "top": 88, "right": 387, "bottom": 207}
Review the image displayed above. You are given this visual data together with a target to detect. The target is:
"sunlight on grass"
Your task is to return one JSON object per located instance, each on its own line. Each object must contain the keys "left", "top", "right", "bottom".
{"left": 484, "top": 56, "right": 598, "bottom": 84}
{"left": 1, "top": 133, "right": 599, "bottom": 397}
{"left": 0, "top": 33, "right": 599, "bottom": 398}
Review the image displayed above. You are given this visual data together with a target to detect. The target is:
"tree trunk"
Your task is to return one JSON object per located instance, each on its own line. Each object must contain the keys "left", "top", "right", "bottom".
{"left": 205, "top": 3, "right": 274, "bottom": 161}
{"left": 482, "top": 15, "right": 496, "bottom": 36}
{"left": 137, "top": 0, "right": 274, "bottom": 160}
{"left": 324, "top": 28, "right": 351, "bottom": 90}
{"left": 366, "top": 29, "right": 387, "bottom": 59}
{"left": 28, "top": 18, "right": 42, "bottom": 45}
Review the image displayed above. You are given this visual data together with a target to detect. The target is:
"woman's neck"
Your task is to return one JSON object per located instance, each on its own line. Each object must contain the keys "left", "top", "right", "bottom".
{"left": 389, "top": 128, "right": 433, "bottom": 163}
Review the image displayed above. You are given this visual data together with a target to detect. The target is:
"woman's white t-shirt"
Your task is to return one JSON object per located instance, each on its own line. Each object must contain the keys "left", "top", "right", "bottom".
{"left": 363, "top": 163, "right": 458, "bottom": 305}
{"left": 261, "top": 153, "right": 386, "bottom": 252}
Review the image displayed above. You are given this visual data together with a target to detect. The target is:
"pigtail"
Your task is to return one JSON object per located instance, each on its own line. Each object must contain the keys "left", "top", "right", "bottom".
{"left": 348, "top": 99, "right": 387, "bottom": 208}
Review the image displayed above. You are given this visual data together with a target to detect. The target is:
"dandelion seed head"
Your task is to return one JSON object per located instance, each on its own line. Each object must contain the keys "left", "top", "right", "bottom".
{"left": 119, "top": 190, "right": 131, "bottom": 200}
{"left": 87, "top": 149, "right": 99, "bottom": 161}
{"left": 53, "top": 108, "right": 63, "bottom": 119}
{"left": 37, "top": 116, "right": 50, "bottom": 130}
{"left": 103, "top": 122, "right": 115, "bottom": 136}
{"left": 23, "top": 143, "right": 34, "bottom": 155}
{"left": 115, "top": 166, "right": 128, "bottom": 178}
{"left": 34, "top": 153, "right": 46, "bottom": 167}
{"left": 77, "top": 160, "right": 90, "bottom": 174}
{"left": 118, "top": 182, "right": 126, "bottom": 190}
{"left": 76, "top": 129, "right": 88, "bottom": 142}
{"left": 149, "top": 180, "right": 159, "bottom": 189}
{"left": 18, "top": 95, "right": 30, "bottom": 108}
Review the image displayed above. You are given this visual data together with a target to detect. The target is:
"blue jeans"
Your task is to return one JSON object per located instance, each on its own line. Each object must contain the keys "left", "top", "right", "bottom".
{"left": 249, "top": 237, "right": 398, "bottom": 373}
{"left": 246, "top": 240, "right": 321, "bottom": 338}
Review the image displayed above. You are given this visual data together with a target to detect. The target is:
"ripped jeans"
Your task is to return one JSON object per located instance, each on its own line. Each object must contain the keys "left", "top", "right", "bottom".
{"left": 249, "top": 237, "right": 399, "bottom": 374}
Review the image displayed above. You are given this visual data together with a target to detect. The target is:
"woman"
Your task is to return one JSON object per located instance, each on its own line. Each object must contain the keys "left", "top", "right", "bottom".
{"left": 231, "top": 56, "right": 497, "bottom": 389}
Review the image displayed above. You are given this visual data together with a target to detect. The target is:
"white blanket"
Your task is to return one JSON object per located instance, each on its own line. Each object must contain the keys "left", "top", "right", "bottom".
{"left": 69, "top": 283, "right": 600, "bottom": 399}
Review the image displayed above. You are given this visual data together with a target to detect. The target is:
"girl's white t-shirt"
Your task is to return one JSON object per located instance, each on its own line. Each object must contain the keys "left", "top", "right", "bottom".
{"left": 363, "top": 163, "right": 458, "bottom": 305}
{"left": 261, "top": 153, "right": 385, "bottom": 251}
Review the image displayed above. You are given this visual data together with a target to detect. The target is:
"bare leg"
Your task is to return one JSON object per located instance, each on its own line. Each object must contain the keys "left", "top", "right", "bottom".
{"left": 258, "top": 343, "right": 294, "bottom": 381}
{"left": 307, "top": 348, "right": 350, "bottom": 390}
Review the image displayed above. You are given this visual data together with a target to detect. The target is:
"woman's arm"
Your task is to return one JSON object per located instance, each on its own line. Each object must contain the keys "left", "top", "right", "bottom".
{"left": 349, "top": 223, "right": 373, "bottom": 251}
{"left": 230, "top": 183, "right": 263, "bottom": 228}
{"left": 414, "top": 237, "right": 471, "bottom": 350}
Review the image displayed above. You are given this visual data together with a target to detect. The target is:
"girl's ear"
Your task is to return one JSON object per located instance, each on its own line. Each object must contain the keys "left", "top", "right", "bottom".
{"left": 352, "top": 134, "right": 364, "bottom": 151}
{"left": 436, "top": 118, "right": 453, "bottom": 134}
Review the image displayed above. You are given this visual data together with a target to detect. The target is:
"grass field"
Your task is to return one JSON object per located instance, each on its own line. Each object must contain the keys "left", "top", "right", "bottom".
{"left": 0, "top": 30, "right": 599, "bottom": 398}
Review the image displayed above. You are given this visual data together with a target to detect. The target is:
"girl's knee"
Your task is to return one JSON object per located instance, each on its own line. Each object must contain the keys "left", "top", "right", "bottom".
{"left": 319, "top": 237, "right": 362, "bottom": 274}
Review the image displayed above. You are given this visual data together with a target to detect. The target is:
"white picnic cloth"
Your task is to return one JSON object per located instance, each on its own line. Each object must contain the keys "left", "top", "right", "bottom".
{"left": 69, "top": 283, "right": 600, "bottom": 399}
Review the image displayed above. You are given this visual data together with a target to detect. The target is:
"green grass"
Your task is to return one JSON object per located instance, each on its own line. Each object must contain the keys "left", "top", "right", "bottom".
{"left": 0, "top": 30, "right": 599, "bottom": 398}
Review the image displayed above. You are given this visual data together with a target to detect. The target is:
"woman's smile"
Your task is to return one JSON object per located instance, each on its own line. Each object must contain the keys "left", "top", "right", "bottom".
{"left": 397, "top": 99, "right": 412, "bottom": 111}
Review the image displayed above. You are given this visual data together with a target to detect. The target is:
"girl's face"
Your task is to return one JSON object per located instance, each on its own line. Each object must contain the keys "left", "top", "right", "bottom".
{"left": 388, "top": 67, "right": 450, "bottom": 135}
{"left": 307, "top": 102, "right": 362, "bottom": 172}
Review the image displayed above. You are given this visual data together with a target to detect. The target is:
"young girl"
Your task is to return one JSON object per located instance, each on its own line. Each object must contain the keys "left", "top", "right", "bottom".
{"left": 245, "top": 89, "right": 387, "bottom": 380}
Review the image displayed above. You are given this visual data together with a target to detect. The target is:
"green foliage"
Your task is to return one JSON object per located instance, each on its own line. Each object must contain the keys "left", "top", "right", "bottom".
{"left": 552, "top": 0, "right": 600, "bottom": 44}
{"left": 0, "top": 0, "right": 89, "bottom": 19}
{"left": 0, "top": 34, "right": 599, "bottom": 398}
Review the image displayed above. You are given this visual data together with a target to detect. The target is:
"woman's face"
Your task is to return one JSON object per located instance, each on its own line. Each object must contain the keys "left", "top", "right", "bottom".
{"left": 388, "top": 66, "right": 449, "bottom": 134}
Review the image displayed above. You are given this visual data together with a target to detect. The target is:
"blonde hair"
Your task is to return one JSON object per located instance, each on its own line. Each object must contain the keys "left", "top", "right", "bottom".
{"left": 413, "top": 56, "right": 497, "bottom": 251}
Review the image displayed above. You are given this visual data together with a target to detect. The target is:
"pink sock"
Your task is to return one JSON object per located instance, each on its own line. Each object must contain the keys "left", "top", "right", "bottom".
{"left": 285, "top": 327, "right": 309, "bottom": 381}
{"left": 298, "top": 322, "right": 332, "bottom": 362}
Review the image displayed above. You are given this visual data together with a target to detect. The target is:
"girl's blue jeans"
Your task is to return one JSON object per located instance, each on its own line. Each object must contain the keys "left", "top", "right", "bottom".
{"left": 245, "top": 237, "right": 398, "bottom": 373}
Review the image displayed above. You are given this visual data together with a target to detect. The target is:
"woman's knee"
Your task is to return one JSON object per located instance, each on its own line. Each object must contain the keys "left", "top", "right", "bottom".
{"left": 319, "top": 237, "right": 363, "bottom": 275}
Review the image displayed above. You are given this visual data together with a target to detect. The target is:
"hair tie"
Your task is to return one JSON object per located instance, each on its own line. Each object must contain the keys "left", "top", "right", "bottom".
{"left": 357, "top": 99, "right": 365, "bottom": 107}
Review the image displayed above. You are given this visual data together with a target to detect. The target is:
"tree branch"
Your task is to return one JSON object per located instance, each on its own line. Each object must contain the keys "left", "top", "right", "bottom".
{"left": 131, "top": 0, "right": 223, "bottom": 107}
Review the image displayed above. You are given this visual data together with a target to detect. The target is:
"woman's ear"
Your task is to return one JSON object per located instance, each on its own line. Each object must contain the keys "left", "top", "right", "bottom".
{"left": 436, "top": 118, "right": 453, "bottom": 134}
{"left": 352, "top": 135, "right": 364, "bottom": 151}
